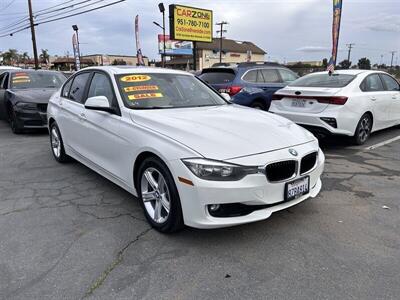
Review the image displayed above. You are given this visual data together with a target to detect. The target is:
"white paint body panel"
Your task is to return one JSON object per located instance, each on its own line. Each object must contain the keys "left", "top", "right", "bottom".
{"left": 47, "top": 66, "right": 325, "bottom": 229}
{"left": 270, "top": 70, "right": 400, "bottom": 136}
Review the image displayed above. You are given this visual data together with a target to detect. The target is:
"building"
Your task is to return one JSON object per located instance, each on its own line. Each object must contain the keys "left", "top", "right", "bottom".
{"left": 81, "top": 54, "right": 149, "bottom": 66}
{"left": 165, "top": 38, "right": 266, "bottom": 70}
{"left": 52, "top": 57, "right": 95, "bottom": 71}
{"left": 286, "top": 60, "right": 323, "bottom": 67}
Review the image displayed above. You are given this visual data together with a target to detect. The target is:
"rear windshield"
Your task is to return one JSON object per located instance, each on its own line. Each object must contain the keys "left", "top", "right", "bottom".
{"left": 289, "top": 73, "right": 356, "bottom": 88}
{"left": 199, "top": 69, "right": 236, "bottom": 84}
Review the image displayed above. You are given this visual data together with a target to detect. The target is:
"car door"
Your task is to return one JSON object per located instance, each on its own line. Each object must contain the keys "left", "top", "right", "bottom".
{"left": 360, "top": 73, "right": 388, "bottom": 130}
{"left": 79, "top": 71, "right": 128, "bottom": 182}
{"left": 57, "top": 72, "right": 91, "bottom": 155}
{"left": 379, "top": 73, "right": 400, "bottom": 125}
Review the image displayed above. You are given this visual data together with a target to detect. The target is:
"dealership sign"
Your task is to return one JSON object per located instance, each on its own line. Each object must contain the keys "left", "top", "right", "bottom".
{"left": 169, "top": 4, "right": 213, "bottom": 43}
{"left": 158, "top": 35, "right": 193, "bottom": 56}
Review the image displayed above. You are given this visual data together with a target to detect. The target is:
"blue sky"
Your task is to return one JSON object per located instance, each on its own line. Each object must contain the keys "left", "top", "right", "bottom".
{"left": 0, "top": 0, "right": 399, "bottom": 65}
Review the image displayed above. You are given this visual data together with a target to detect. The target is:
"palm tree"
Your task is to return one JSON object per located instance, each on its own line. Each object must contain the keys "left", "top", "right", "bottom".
{"left": 2, "top": 49, "right": 19, "bottom": 65}
{"left": 40, "top": 49, "right": 50, "bottom": 64}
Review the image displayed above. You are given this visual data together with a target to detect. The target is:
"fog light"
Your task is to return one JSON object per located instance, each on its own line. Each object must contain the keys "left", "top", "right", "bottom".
{"left": 209, "top": 204, "right": 220, "bottom": 212}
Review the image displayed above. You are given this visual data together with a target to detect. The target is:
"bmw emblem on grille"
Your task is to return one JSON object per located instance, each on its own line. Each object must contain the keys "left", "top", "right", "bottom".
{"left": 289, "top": 148, "right": 298, "bottom": 156}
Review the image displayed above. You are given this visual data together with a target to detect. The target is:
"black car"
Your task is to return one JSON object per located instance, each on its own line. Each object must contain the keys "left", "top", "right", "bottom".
{"left": 199, "top": 62, "right": 299, "bottom": 110}
{"left": 0, "top": 70, "right": 66, "bottom": 133}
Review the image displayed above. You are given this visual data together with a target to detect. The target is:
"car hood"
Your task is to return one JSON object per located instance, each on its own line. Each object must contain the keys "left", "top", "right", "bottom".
{"left": 10, "top": 88, "right": 57, "bottom": 104}
{"left": 130, "top": 105, "right": 315, "bottom": 160}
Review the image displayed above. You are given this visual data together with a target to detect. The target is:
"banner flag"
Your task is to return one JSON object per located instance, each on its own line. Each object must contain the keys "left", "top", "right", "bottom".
{"left": 327, "top": 0, "right": 343, "bottom": 73}
{"left": 135, "top": 15, "right": 145, "bottom": 66}
{"left": 72, "top": 33, "right": 80, "bottom": 71}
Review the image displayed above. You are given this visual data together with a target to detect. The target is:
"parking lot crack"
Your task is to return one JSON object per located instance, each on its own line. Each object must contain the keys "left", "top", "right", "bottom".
{"left": 83, "top": 227, "right": 152, "bottom": 299}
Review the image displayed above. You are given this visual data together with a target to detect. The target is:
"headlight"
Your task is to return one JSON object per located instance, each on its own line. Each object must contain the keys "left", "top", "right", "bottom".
{"left": 16, "top": 102, "right": 37, "bottom": 110}
{"left": 182, "top": 158, "right": 260, "bottom": 181}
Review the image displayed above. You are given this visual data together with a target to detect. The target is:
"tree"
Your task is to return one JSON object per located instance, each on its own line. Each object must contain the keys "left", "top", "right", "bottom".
{"left": 357, "top": 57, "right": 371, "bottom": 70}
{"left": 1, "top": 49, "right": 18, "bottom": 65}
{"left": 338, "top": 59, "right": 351, "bottom": 69}
{"left": 40, "top": 49, "right": 50, "bottom": 64}
{"left": 112, "top": 59, "right": 127, "bottom": 65}
{"left": 322, "top": 58, "right": 328, "bottom": 68}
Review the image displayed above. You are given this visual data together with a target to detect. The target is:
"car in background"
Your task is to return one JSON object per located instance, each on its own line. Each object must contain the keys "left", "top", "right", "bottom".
{"left": 47, "top": 66, "right": 324, "bottom": 233}
{"left": 199, "top": 62, "right": 299, "bottom": 110}
{"left": 269, "top": 70, "right": 400, "bottom": 145}
{"left": 0, "top": 69, "right": 66, "bottom": 133}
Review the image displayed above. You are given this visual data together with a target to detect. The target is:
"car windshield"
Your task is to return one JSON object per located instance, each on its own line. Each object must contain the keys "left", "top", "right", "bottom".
{"left": 115, "top": 73, "right": 227, "bottom": 109}
{"left": 289, "top": 73, "right": 356, "bottom": 88}
{"left": 11, "top": 71, "right": 66, "bottom": 89}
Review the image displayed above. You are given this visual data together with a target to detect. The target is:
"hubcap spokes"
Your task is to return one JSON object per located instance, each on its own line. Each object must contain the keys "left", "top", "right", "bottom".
{"left": 51, "top": 128, "right": 61, "bottom": 157}
{"left": 359, "top": 117, "right": 370, "bottom": 142}
{"left": 141, "top": 168, "right": 171, "bottom": 224}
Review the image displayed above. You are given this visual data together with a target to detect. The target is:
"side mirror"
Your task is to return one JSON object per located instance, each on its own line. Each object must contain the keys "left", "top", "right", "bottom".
{"left": 221, "top": 92, "right": 231, "bottom": 102}
{"left": 84, "top": 96, "right": 115, "bottom": 113}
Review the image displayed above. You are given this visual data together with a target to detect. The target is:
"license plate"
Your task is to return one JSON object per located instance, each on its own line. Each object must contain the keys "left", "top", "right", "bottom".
{"left": 285, "top": 176, "right": 310, "bottom": 201}
{"left": 291, "top": 99, "right": 306, "bottom": 108}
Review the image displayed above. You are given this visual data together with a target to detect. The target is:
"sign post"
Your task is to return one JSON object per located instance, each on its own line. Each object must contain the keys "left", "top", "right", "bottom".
{"left": 169, "top": 4, "right": 213, "bottom": 70}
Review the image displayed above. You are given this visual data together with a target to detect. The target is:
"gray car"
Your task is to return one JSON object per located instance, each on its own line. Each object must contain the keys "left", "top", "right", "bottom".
{"left": 0, "top": 70, "right": 66, "bottom": 133}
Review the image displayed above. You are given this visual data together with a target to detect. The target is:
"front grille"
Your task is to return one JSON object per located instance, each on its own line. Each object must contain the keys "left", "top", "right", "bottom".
{"left": 300, "top": 152, "right": 318, "bottom": 174}
{"left": 265, "top": 160, "right": 296, "bottom": 182}
{"left": 37, "top": 103, "right": 48, "bottom": 112}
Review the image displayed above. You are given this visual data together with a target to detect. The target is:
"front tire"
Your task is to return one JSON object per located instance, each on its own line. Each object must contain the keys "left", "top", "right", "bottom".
{"left": 49, "top": 122, "right": 70, "bottom": 163}
{"left": 8, "top": 107, "right": 23, "bottom": 134}
{"left": 136, "top": 157, "right": 184, "bottom": 233}
{"left": 353, "top": 113, "right": 372, "bottom": 145}
{"left": 250, "top": 100, "right": 266, "bottom": 110}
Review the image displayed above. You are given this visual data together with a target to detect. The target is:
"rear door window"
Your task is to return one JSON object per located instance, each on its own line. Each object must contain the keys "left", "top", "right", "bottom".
{"left": 260, "top": 69, "right": 281, "bottom": 83}
{"left": 199, "top": 70, "right": 236, "bottom": 84}
{"left": 360, "top": 74, "right": 384, "bottom": 92}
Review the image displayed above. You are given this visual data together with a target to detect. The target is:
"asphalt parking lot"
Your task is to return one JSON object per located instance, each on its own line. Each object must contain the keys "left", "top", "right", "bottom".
{"left": 0, "top": 120, "right": 399, "bottom": 300}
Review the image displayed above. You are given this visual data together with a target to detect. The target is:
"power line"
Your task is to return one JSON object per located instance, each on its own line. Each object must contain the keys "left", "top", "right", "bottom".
{"left": 1, "top": 0, "right": 17, "bottom": 12}
{"left": 35, "top": 0, "right": 94, "bottom": 17}
{"left": 0, "top": 0, "right": 126, "bottom": 38}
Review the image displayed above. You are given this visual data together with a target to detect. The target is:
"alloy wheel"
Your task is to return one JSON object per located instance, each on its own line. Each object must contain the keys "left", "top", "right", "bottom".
{"left": 140, "top": 167, "right": 171, "bottom": 224}
{"left": 358, "top": 116, "right": 371, "bottom": 144}
{"left": 51, "top": 127, "right": 61, "bottom": 158}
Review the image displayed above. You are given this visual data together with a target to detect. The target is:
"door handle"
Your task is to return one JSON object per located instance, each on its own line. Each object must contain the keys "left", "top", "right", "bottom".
{"left": 370, "top": 97, "right": 376, "bottom": 101}
{"left": 80, "top": 113, "right": 86, "bottom": 120}
{"left": 392, "top": 96, "right": 398, "bottom": 100}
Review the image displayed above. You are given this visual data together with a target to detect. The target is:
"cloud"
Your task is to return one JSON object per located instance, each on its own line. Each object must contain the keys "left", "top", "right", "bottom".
{"left": 296, "top": 46, "right": 330, "bottom": 53}
{"left": 366, "top": 15, "right": 400, "bottom": 32}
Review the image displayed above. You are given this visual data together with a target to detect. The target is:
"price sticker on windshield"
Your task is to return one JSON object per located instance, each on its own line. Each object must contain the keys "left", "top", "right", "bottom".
{"left": 120, "top": 75, "right": 151, "bottom": 83}
{"left": 124, "top": 85, "right": 159, "bottom": 93}
{"left": 128, "top": 93, "right": 163, "bottom": 100}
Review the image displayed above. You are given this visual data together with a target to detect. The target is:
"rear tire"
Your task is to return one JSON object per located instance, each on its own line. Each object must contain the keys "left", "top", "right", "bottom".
{"left": 136, "top": 156, "right": 184, "bottom": 233}
{"left": 353, "top": 113, "right": 372, "bottom": 145}
{"left": 49, "top": 122, "right": 70, "bottom": 163}
{"left": 250, "top": 100, "right": 266, "bottom": 110}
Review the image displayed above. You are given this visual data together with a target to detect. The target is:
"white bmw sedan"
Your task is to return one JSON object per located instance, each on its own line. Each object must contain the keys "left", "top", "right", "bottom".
{"left": 47, "top": 66, "right": 324, "bottom": 233}
{"left": 270, "top": 70, "right": 400, "bottom": 145}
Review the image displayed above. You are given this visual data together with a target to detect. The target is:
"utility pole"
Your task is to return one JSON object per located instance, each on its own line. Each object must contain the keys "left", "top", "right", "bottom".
{"left": 390, "top": 51, "right": 396, "bottom": 68}
{"left": 28, "top": 0, "right": 39, "bottom": 70}
{"left": 216, "top": 21, "right": 228, "bottom": 63}
{"left": 346, "top": 43, "right": 355, "bottom": 62}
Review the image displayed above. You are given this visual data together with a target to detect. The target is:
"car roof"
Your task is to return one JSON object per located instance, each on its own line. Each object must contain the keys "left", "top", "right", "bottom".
{"left": 82, "top": 66, "right": 193, "bottom": 76}
{"left": 309, "top": 69, "right": 379, "bottom": 76}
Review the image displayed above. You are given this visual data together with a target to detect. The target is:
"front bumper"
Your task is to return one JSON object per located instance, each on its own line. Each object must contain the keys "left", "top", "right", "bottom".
{"left": 14, "top": 107, "right": 48, "bottom": 129}
{"left": 170, "top": 142, "right": 325, "bottom": 229}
